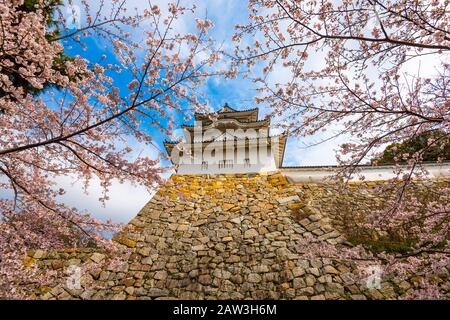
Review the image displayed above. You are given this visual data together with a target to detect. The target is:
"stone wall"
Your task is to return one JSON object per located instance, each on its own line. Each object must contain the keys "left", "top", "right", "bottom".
{"left": 25, "top": 173, "right": 449, "bottom": 300}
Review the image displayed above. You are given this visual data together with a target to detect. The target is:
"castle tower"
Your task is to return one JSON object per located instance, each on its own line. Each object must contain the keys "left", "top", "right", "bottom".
{"left": 164, "top": 104, "right": 288, "bottom": 174}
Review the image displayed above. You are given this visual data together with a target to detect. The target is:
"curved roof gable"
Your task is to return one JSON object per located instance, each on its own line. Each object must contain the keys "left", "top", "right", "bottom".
{"left": 218, "top": 104, "right": 238, "bottom": 113}
{"left": 195, "top": 104, "right": 259, "bottom": 122}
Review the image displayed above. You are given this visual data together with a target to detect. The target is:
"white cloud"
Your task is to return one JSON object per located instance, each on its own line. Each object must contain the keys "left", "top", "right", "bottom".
{"left": 56, "top": 175, "right": 155, "bottom": 223}
{"left": 0, "top": 168, "right": 153, "bottom": 224}
{"left": 283, "top": 134, "right": 347, "bottom": 166}
{"left": 48, "top": 0, "right": 446, "bottom": 226}
{"left": 54, "top": 135, "right": 173, "bottom": 223}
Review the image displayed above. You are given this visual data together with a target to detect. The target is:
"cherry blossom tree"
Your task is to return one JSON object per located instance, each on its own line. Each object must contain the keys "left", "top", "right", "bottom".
{"left": 233, "top": 0, "right": 449, "bottom": 298}
{"left": 0, "top": 0, "right": 226, "bottom": 297}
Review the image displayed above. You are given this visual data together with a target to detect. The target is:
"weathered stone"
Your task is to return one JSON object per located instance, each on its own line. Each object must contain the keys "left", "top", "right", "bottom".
{"left": 154, "top": 271, "right": 167, "bottom": 280}
{"left": 114, "top": 237, "right": 136, "bottom": 248}
{"left": 276, "top": 247, "right": 292, "bottom": 259}
{"left": 326, "top": 283, "right": 344, "bottom": 295}
{"left": 193, "top": 219, "right": 207, "bottom": 227}
{"left": 308, "top": 267, "right": 320, "bottom": 277}
{"left": 67, "top": 258, "right": 81, "bottom": 266}
{"left": 277, "top": 195, "right": 300, "bottom": 204}
{"left": 222, "top": 203, "right": 235, "bottom": 211}
{"left": 340, "top": 273, "right": 355, "bottom": 285}
{"left": 177, "top": 224, "right": 189, "bottom": 231}
{"left": 248, "top": 273, "right": 262, "bottom": 283}
{"left": 134, "top": 287, "right": 148, "bottom": 297}
{"left": 314, "top": 283, "right": 325, "bottom": 293}
{"left": 192, "top": 245, "right": 205, "bottom": 251}
{"left": 280, "top": 270, "right": 294, "bottom": 282}
{"left": 33, "top": 250, "right": 47, "bottom": 259}
{"left": 299, "top": 287, "right": 315, "bottom": 296}
{"left": 148, "top": 288, "right": 169, "bottom": 298}
{"left": 51, "top": 260, "right": 64, "bottom": 270}
{"left": 213, "top": 269, "right": 231, "bottom": 280}
{"left": 141, "top": 257, "right": 153, "bottom": 265}
{"left": 305, "top": 275, "right": 316, "bottom": 287}
{"left": 293, "top": 278, "right": 306, "bottom": 289}
{"left": 189, "top": 270, "right": 199, "bottom": 278}
{"left": 398, "top": 280, "right": 411, "bottom": 292}
{"left": 137, "top": 247, "right": 151, "bottom": 256}
{"left": 230, "top": 217, "right": 243, "bottom": 224}
{"left": 351, "top": 294, "right": 367, "bottom": 300}
{"left": 226, "top": 255, "right": 240, "bottom": 263}
{"left": 98, "top": 271, "right": 110, "bottom": 281}
{"left": 324, "top": 265, "right": 339, "bottom": 275}
{"left": 244, "top": 229, "right": 259, "bottom": 238}
{"left": 122, "top": 278, "right": 135, "bottom": 287}
{"left": 366, "top": 288, "right": 384, "bottom": 300}
{"left": 293, "top": 267, "right": 305, "bottom": 277}
{"left": 80, "top": 290, "right": 95, "bottom": 300}
{"left": 199, "top": 236, "right": 210, "bottom": 243}
{"left": 198, "top": 275, "right": 212, "bottom": 285}
{"left": 380, "top": 284, "right": 396, "bottom": 299}
{"left": 312, "top": 229, "right": 324, "bottom": 236}
{"left": 125, "top": 287, "right": 134, "bottom": 295}
{"left": 90, "top": 253, "right": 106, "bottom": 264}
{"left": 230, "top": 275, "right": 243, "bottom": 284}
{"left": 285, "top": 288, "right": 296, "bottom": 299}
{"left": 149, "top": 211, "right": 161, "bottom": 220}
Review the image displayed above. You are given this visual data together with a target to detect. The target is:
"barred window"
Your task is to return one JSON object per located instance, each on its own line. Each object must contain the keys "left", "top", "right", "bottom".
{"left": 218, "top": 159, "right": 233, "bottom": 168}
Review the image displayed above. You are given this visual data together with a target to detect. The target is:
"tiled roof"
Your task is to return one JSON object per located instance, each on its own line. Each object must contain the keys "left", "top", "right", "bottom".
{"left": 194, "top": 107, "right": 258, "bottom": 115}
{"left": 182, "top": 118, "right": 269, "bottom": 128}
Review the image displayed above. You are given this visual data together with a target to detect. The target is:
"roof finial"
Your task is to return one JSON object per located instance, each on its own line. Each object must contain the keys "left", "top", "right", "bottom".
{"left": 219, "top": 102, "right": 235, "bottom": 113}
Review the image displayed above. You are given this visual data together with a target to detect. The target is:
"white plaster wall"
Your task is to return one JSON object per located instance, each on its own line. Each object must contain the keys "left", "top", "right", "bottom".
{"left": 199, "top": 128, "right": 268, "bottom": 142}
{"left": 176, "top": 145, "right": 277, "bottom": 174}
{"left": 185, "top": 120, "right": 269, "bottom": 143}
{"left": 282, "top": 163, "right": 450, "bottom": 183}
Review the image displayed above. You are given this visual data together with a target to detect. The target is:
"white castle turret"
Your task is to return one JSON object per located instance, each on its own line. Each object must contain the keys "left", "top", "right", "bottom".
{"left": 164, "top": 104, "right": 287, "bottom": 174}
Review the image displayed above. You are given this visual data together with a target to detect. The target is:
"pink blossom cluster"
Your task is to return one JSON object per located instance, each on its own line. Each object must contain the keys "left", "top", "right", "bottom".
{"left": 233, "top": 0, "right": 449, "bottom": 297}
{"left": 0, "top": 0, "right": 229, "bottom": 298}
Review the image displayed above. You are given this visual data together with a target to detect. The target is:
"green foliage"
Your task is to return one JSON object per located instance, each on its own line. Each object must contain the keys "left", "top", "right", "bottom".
{"left": 373, "top": 131, "right": 450, "bottom": 165}
{"left": 347, "top": 234, "right": 415, "bottom": 254}
{"left": 19, "top": 0, "right": 63, "bottom": 28}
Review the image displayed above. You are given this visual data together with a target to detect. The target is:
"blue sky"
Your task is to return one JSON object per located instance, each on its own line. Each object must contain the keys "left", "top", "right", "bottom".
{"left": 48, "top": 0, "right": 346, "bottom": 223}
{"left": 61, "top": 0, "right": 344, "bottom": 166}
{"left": 0, "top": 1, "right": 441, "bottom": 229}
